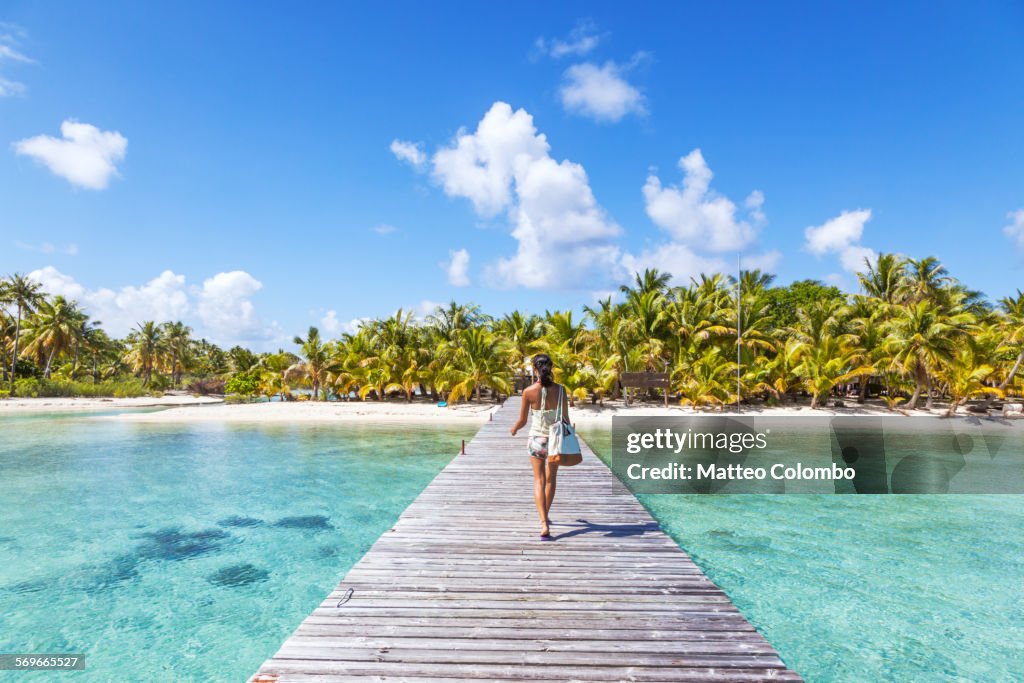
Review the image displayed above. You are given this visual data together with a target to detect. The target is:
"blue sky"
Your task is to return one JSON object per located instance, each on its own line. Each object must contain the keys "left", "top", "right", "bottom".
{"left": 2, "top": 1, "right": 1023, "bottom": 349}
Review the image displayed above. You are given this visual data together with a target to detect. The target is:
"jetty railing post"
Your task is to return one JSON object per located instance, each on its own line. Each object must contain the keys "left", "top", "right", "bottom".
{"left": 461, "top": 439, "right": 465, "bottom": 455}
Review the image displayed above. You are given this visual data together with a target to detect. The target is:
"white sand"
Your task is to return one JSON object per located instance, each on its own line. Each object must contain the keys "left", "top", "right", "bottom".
{"left": 101, "top": 399, "right": 501, "bottom": 425}
{"left": 0, "top": 394, "right": 224, "bottom": 414}
{"left": 567, "top": 399, "right": 953, "bottom": 429}
{"left": 1, "top": 394, "right": 979, "bottom": 426}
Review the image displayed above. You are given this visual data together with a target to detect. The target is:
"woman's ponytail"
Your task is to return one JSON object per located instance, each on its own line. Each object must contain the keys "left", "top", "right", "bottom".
{"left": 532, "top": 354, "right": 554, "bottom": 388}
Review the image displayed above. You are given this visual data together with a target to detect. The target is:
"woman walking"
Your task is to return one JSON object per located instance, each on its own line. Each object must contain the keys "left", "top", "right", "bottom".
{"left": 510, "top": 354, "right": 570, "bottom": 538}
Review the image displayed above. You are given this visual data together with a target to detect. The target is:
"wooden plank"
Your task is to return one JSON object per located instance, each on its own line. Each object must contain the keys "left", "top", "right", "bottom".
{"left": 249, "top": 397, "right": 800, "bottom": 682}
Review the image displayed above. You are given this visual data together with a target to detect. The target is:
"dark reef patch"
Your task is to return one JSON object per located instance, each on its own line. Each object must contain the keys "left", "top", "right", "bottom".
{"left": 273, "top": 515, "right": 333, "bottom": 531}
{"left": 217, "top": 516, "right": 264, "bottom": 528}
{"left": 207, "top": 563, "right": 270, "bottom": 587}
{"left": 134, "top": 527, "right": 232, "bottom": 561}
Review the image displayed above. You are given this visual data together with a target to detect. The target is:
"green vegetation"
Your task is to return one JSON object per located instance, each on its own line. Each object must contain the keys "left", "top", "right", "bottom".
{"left": 3, "top": 254, "right": 1022, "bottom": 414}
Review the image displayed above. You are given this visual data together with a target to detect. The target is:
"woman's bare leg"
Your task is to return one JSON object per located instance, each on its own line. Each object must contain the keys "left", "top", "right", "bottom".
{"left": 530, "top": 457, "right": 550, "bottom": 536}
{"left": 544, "top": 461, "right": 559, "bottom": 520}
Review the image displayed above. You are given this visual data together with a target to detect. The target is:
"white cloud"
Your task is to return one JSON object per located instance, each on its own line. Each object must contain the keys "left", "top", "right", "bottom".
{"left": 804, "top": 209, "right": 870, "bottom": 254}
{"left": 372, "top": 223, "right": 397, "bottom": 235}
{"left": 14, "top": 241, "right": 78, "bottom": 255}
{"left": 0, "top": 76, "right": 25, "bottom": 97}
{"left": 1003, "top": 209, "right": 1024, "bottom": 250}
{"left": 14, "top": 120, "right": 128, "bottom": 190}
{"left": 390, "top": 139, "right": 427, "bottom": 169}
{"left": 839, "top": 244, "right": 877, "bottom": 273}
{"left": 443, "top": 248, "right": 471, "bottom": 286}
{"left": 414, "top": 299, "right": 442, "bottom": 320}
{"left": 431, "top": 103, "right": 548, "bottom": 217}
{"left": 642, "top": 149, "right": 759, "bottom": 253}
{"left": 803, "top": 209, "right": 876, "bottom": 273}
{"left": 0, "top": 43, "right": 33, "bottom": 63}
{"left": 534, "top": 20, "right": 601, "bottom": 59}
{"left": 825, "top": 273, "right": 845, "bottom": 286}
{"left": 741, "top": 249, "right": 782, "bottom": 273}
{"left": 621, "top": 244, "right": 727, "bottom": 284}
{"left": 25, "top": 266, "right": 278, "bottom": 347}
{"left": 196, "top": 271, "right": 266, "bottom": 342}
{"left": 321, "top": 310, "right": 368, "bottom": 336}
{"left": 560, "top": 60, "right": 646, "bottom": 123}
{"left": 745, "top": 190, "right": 766, "bottom": 224}
{"left": 28, "top": 266, "right": 189, "bottom": 336}
{"left": 430, "top": 102, "right": 621, "bottom": 289}
{"left": 0, "top": 26, "right": 33, "bottom": 97}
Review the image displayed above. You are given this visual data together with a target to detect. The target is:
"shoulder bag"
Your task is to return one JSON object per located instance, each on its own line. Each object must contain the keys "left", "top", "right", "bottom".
{"left": 548, "top": 385, "right": 582, "bottom": 466}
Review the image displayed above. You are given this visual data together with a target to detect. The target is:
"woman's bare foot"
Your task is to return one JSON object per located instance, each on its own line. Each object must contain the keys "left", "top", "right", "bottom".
{"left": 539, "top": 521, "right": 551, "bottom": 538}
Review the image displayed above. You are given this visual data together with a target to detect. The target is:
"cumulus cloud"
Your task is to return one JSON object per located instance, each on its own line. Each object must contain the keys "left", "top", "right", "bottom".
{"left": 621, "top": 151, "right": 777, "bottom": 284}
{"left": 372, "top": 223, "right": 397, "bottom": 235}
{"left": 24, "top": 266, "right": 278, "bottom": 346}
{"left": 14, "top": 120, "right": 127, "bottom": 190}
{"left": 430, "top": 102, "right": 621, "bottom": 289}
{"left": 28, "top": 267, "right": 189, "bottom": 335}
{"left": 642, "top": 149, "right": 760, "bottom": 253}
{"left": 443, "top": 248, "right": 471, "bottom": 286}
{"left": 534, "top": 20, "right": 601, "bottom": 59}
{"left": 803, "top": 209, "right": 877, "bottom": 273}
{"left": 196, "top": 271, "right": 265, "bottom": 341}
{"left": 745, "top": 190, "right": 766, "bottom": 225}
{"left": 1003, "top": 209, "right": 1024, "bottom": 250}
{"left": 390, "top": 139, "right": 427, "bottom": 169}
{"left": 621, "top": 244, "right": 726, "bottom": 284}
{"left": 560, "top": 60, "right": 646, "bottom": 123}
{"left": 320, "top": 310, "right": 368, "bottom": 336}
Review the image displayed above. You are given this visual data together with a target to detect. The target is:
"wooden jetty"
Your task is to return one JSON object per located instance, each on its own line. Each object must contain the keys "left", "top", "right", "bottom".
{"left": 250, "top": 397, "right": 800, "bottom": 682}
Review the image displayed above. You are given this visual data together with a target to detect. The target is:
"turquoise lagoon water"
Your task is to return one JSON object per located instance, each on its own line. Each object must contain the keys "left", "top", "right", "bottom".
{"left": 0, "top": 412, "right": 473, "bottom": 681}
{"left": 585, "top": 429, "right": 1024, "bottom": 683}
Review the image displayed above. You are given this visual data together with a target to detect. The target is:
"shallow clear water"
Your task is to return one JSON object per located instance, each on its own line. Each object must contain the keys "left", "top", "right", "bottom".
{"left": 0, "top": 413, "right": 472, "bottom": 681}
{"left": 585, "top": 429, "right": 1024, "bottom": 683}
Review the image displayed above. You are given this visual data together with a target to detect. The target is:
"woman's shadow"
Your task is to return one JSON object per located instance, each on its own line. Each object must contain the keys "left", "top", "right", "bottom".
{"left": 551, "top": 518, "right": 659, "bottom": 541}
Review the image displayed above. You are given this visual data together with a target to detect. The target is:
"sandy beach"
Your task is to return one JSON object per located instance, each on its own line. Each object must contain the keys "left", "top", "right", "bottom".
{"left": 88, "top": 396, "right": 977, "bottom": 427}
{"left": 4, "top": 395, "right": 997, "bottom": 426}
{"left": 98, "top": 399, "right": 501, "bottom": 425}
{"left": 0, "top": 394, "right": 225, "bottom": 414}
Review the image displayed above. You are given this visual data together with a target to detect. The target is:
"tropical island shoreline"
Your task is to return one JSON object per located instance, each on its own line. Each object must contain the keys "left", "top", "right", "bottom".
{"left": 0, "top": 395, "right": 1005, "bottom": 426}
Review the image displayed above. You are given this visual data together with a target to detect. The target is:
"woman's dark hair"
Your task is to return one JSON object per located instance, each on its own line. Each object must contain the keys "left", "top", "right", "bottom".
{"left": 532, "top": 354, "right": 554, "bottom": 388}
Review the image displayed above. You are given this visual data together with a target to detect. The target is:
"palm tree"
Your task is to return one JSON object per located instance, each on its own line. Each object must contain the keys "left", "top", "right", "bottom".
{"left": 794, "top": 335, "right": 871, "bottom": 409}
{"left": 939, "top": 348, "right": 1001, "bottom": 416}
{"left": 621, "top": 268, "right": 672, "bottom": 296}
{"left": 444, "top": 327, "right": 512, "bottom": 403}
{"left": 367, "top": 309, "right": 425, "bottom": 402}
{"left": 675, "top": 347, "right": 736, "bottom": 410}
{"left": 20, "top": 296, "right": 87, "bottom": 378}
{"left": 884, "top": 300, "right": 974, "bottom": 409}
{"left": 1, "top": 274, "right": 45, "bottom": 392}
{"left": 427, "top": 301, "right": 487, "bottom": 342}
{"left": 162, "top": 321, "right": 193, "bottom": 388}
{"left": 979, "top": 290, "right": 1024, "bottom": 407}
{"left": 858, "top": 253, "right": 907, "bottom": 304}
{"left": 494, "top": 310, "right": 544, "bottom": 376}
{"left": 289, "top": 326, "right": 334, "bottom": 400}
{"left": 847, "top": 297, "right": 887, "bottom": 403}
{"left": 124, "top": 321, "right": 165, "bottom": 386}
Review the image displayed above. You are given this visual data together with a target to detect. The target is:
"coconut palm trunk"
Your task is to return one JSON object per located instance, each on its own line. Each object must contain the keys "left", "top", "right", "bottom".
{"left": 981, "top": 349, "right": 1023, "bottom": 408}
{"left": 10, "top": 308, "right": 22, "bottom": 390}
{"left": 906, "top": 361, "right": 927, "bottom": 409}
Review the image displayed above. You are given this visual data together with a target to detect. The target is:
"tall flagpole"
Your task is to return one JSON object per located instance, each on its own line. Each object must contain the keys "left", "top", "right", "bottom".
{"left": 736, "top": 253, "right": 741, "bottom": 413}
